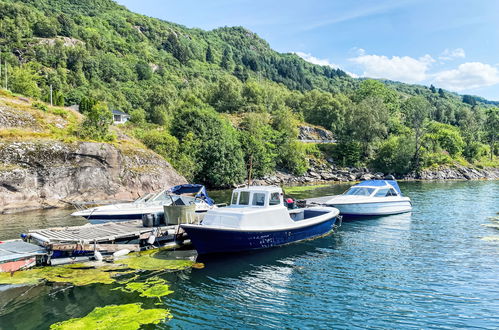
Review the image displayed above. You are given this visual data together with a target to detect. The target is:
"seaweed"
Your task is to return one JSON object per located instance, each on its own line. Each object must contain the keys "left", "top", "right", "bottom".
{"left": 114, "top": 276, "right": 173, "bottom": 300}
{"left": 0, "top": 264, "right": 129, "bottom": 286}
{"left": 49, "top": 303, "right": 171, "bottom": 330}
{"left": 115, "top": 249, "right": 198, "bottom": 271}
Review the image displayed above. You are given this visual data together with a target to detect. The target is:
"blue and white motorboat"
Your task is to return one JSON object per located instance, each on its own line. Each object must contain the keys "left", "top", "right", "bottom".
{"left": 181, "top": 186, "right": 340, "bottom": 255}
{"left": 71, "top": 184, "right": 215, "bottom": 224}
{"left": 323, "top": 180, "right": 412, "bottom": 216}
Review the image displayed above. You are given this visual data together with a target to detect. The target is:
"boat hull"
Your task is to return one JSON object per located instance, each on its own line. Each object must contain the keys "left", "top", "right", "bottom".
{"left": 327, "top": 200, "right": 412, "bottom": 216}
{"left": 182, "top": 216, "right": 337, "bottom": 255}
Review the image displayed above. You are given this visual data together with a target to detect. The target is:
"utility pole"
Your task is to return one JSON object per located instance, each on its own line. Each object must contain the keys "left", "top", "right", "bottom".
{"left": 50, "top": 84, "right": 53, "bottom": 106}
{"left": 4, "top": 60, "right": 7, "bottom": 90}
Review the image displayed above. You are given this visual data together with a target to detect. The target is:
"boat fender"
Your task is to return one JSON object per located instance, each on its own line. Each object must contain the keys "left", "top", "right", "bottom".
{"left": 113, "top": 249, "right": 130, "bottom": 258}
{"left": 94, "top": 250, "right": 103, "bottom": 261}
{"left": 167, "top": 229, "right": 176, "bottom": 236}
{"left": 147, "top": 234, "right": 156, "bottom": 244}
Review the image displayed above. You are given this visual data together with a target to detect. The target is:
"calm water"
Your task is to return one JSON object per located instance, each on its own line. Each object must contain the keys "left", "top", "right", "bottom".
{"left": 0, "top": 181, "right": 498, "bottom": 329}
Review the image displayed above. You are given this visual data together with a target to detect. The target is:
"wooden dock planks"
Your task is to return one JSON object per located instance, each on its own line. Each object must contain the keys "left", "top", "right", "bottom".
{"left": 28, "top": 220, "right": 176, "bottom": 245}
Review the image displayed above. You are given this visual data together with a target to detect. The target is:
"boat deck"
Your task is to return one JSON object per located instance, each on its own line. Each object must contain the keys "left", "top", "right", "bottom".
{"left": 304, "top": 196, "right": 334, "bottom": 205}
{"left": 27, "top": 220, "right": 177, "bottom": 245}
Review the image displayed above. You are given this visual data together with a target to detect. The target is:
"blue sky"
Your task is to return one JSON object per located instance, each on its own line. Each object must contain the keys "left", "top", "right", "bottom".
{"left": 116, "top": 0, "right": 499, "bottom": 101}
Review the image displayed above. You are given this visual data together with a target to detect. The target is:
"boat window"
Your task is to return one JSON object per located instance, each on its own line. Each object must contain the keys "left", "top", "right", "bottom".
{"left": 345, "top": 187, "right": 375, "bottom": 196}
{"left": 387, "top": 188, "right": 398, "bottom": 196}
{"left": 252, "top": 193, "right": 266, "bottom": 206}
{"left": 374, "top": 188, "right": 390, "bottom": 197}
{"left": 231, "top": 192, "right": 239, "bottom": 205}
{"left": 239, "top": 191, "right": 250, "bottom": 205}
{"left": 269, "top": 192, "right": 281, "bottom": 206}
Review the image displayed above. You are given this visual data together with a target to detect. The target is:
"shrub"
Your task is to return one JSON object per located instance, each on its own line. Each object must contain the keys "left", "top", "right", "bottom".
{"left": 371, "top": 135, "right": 415, "bottom": 175}
{"left": 77, "top": 102, "right": 114, "bottom": 141}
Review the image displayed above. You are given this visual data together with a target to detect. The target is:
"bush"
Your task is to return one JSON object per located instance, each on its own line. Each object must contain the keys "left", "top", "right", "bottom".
{"left": 424, "top": 122, "right": 465, "bottom": 157}
{"left": 371, "top": 135, "right": 415, "bottom": 175}
{"left": 9, "top": 66, "right": 41, "bottom": 98}
{"left": 172, "top": 107, "right": 246, "bottom": 187}
{"left": 33, "top": 101, "right": 48, "bottom": 111}
{"left": 319, "top": 142, "right": 362, "bottom": 167}
{"left": 278, "top": 141, "right": 308, "bottom": 175}
{"left": 78, "top": 102, "right": 114, "bottom": 141}
{"left": 463, "top": 142, "right": 490, "bottom": 162}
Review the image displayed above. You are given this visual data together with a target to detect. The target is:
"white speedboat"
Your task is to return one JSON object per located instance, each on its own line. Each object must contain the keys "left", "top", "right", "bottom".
{"left": 71, "top": 184, "right": 215, "bottom": 224}
{"left": 181, "top": 186, "right": 340, "bottom": 255}
{"left": 324, "top": 180, "right": 412, "bottom": 216}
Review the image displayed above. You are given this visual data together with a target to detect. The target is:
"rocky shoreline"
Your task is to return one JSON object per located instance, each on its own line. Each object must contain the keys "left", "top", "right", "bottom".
{"left": 0, "top": 140, "right": 186, "bottom": 214}
{"left": 252, "top": 161, "right": 499, "bottom": 186}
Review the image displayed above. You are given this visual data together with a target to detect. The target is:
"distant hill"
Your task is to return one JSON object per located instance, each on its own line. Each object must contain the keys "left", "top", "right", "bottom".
{"left": 0, "top": 0, "right": 497, "bottom": 186}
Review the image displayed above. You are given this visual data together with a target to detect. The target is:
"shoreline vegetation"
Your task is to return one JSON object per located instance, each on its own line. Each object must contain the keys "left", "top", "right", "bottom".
{"left": 0, "top": 0, "right": 498, "bottom": 213}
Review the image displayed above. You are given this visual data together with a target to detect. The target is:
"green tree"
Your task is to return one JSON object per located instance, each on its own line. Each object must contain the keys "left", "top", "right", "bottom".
{"left": 424, "top": 122, "right": 465, "bottom": 157}
{"left": 353, "top": 79, "right": 399, "bottom": 113}
{"left": 371, "top": 135, "right": 415, "bottom": 175}
{"left": 205, "top": 45, "right": 215, "bottom": 63}
{"left": 210, "top": 75, "right": 243, "bottom": 113}
{"left": 484, "top": 108, "right": 499, "bottom": 160}
{"left": 78, "top": 102, "right": 114, "bottom": 141}
{"left": 239, "top": 113, "right": 277, "bottom": 178}
{"left": 221, "top": 47, "right": 234, "bottom": 71}
{"left": 135, "top": 61, "right": 152, "bottom": 80}
{"left": 345, "top": 96, "right": 389, "bottom": 157}
{"left": 401, "top": 96, "right": 433, "bottom": 169}
{"left": 172, "top": 107, "right": 245, "bottom": 186}
{"left": 9, "top": 65, "right": 41, "bottom": 98}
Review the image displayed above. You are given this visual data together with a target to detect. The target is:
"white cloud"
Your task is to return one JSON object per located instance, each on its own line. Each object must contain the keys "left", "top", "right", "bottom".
{"left": 294, "top": 52, "right": 339, "bottom": 68}
{"left": 439, "top": 48, "right": 466, "bottom": 61}
{"left": 349, "top": 53, "right": 435, "bottom": 83}
{"left": 294, "top": 52, "right": 359, "bottom": 78}
{"left": 432, "top": 62, "right": 499, "bottom": 91}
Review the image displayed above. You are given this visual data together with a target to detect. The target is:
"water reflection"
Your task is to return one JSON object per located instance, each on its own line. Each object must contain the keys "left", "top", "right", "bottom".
{"left": 1, "top": 181, "right": 498, "bottom": 329}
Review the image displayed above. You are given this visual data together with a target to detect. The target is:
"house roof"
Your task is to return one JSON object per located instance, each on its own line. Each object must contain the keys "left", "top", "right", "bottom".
{"left": 112, "top": 109, "right": 129, "bottom": 116}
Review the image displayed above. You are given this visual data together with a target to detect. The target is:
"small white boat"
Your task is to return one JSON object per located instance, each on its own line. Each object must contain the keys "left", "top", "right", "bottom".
{"left": 71, "top": 184, "right": 215, "bottom": 224}
{"left": 181, "top": 186, "right": 340, "bottom": 255}
{"left": 324, "top": 180, "right": 412, "bottom": 216}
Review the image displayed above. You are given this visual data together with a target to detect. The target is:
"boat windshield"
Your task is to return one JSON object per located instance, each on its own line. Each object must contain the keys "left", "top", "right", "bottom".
{"left": 373, "top": 187, "right": 399, "bottom": 197}
{"left": 134, "top": 192, "right": 155, "bottom": 203}
{"left": 344, "top": 187, "right": 375, "bottom": 196}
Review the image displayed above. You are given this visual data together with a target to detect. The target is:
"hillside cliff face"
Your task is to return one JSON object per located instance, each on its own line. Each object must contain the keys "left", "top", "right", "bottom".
{"left": 0, "top": 140, "right": 186, "bottom": 213}
{"left": 0, "top": 94, "right": 186, "bottom": 213}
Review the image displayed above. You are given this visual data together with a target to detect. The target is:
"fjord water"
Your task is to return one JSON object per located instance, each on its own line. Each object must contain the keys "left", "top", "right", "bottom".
{"left": 0, "top": 181, "right": 498, "bottom": 329}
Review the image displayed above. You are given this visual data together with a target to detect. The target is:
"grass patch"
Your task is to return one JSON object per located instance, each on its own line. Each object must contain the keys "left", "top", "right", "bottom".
{"left": 283, "top": 184, "right": 331, "bottom": 194}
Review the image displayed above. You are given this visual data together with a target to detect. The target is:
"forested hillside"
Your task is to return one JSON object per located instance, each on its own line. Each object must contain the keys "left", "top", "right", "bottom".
{"left": 0, "top": 0, "right": 497, "bottom": 187}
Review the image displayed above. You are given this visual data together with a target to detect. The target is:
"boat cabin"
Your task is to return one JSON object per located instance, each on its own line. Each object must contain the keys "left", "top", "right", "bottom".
{"left": 343, "top": 180, "right": 402, "bottom": 197}
{"left": 229, "top": 186, "right": 284, "bottom": 208}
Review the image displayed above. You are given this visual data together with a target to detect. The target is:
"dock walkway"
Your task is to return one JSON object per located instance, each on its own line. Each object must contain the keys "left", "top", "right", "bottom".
{"left": 28, "top": 220, "right": 175, "bottom": 244}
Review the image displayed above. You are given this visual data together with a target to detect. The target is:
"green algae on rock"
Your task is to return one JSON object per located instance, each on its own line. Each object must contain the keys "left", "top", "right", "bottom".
{"left": 0, "top": 264, "right": 129, "bottom": 286}
{"left": 115, "top": 276, "right": 174, "bottom": 300}
{"left": 49, "top": 303, "right": 171, "bottom": 330}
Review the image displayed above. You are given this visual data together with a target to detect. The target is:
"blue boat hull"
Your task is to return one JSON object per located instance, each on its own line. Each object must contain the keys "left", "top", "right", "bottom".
{"left": 182, "top": 216, "right": 337, "bottom": 255}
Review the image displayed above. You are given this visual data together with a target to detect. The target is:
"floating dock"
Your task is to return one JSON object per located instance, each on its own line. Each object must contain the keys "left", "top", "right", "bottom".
{"left": 25, "top": 220, "right": 182, "bottom": 254}
{"left": 0, "top": 240, "right": 47, "bottom": 272}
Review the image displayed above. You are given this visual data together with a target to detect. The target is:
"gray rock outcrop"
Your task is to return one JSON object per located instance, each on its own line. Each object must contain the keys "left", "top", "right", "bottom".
{"left": 0, "top": 140, "right": 186, "bottom": 213}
